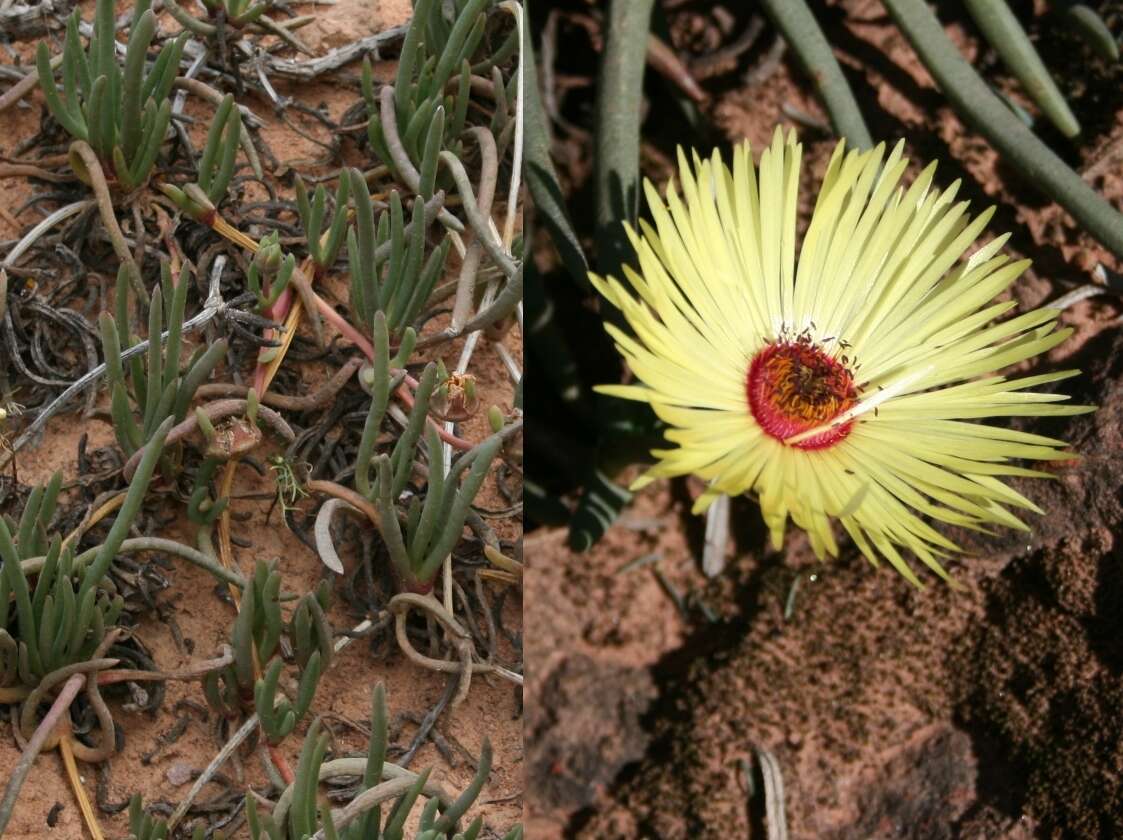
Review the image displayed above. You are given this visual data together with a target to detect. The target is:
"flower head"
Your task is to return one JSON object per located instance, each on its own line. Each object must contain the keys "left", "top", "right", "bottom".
{"left": 591, "top": 129, "right": 1091, "bottom": 585}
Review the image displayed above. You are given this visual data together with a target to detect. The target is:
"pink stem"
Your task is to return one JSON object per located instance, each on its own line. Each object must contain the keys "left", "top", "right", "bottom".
{"left": 0, "top": 674, "right": 85, "bottom": 835}
{"left": 240, "top": 262, "right": 476, "bottom": 454}
{"left": 253, "top": 282, "right": 297, "bottom": 394}
{"left": 310, "top": 294, "right": 473, "bottom": 450}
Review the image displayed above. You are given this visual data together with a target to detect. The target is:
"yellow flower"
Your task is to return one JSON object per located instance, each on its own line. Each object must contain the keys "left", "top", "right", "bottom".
{"left": 590, "top": 128, "right": 1091, "bottom": 586}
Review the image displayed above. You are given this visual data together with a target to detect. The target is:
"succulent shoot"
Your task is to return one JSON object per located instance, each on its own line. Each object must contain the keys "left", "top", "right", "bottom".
{"left": 362, "top": 0, "right": 496, "bottom": 175}
{"left": 37, "top": 0, "right": 188, "bottom": 192}
{"left": 165, "top": 0, "right": 269, "bottom": 32}
{"left": 163, "top": 0, "right": 311, "bottom": 54}
{"left": 0, "top": 419, "right": 170, "bottom": 694}
{"left": 202, "top": 560, "right": 328, "bottom": 745}
{"left": 247, "top": 232, "right": 297, "bottom": 311}
{"left": 127, "top": 794, "right": 216, "bottom": 840}
{"left": 244, "top": 684, "right": 518, "bottom": 840}
{"left": 158, "top": 92, "right": 244, "bottom": 218}
{"left": 99, "top": 262, "right": 227, "bottom": 457}
{"left": 353, "top": 315, "right": 501, "bottom": 592}
{"left": 295, "top": 173, "right": 351, "bottom": 273}
{"left": 346, "top": 169, "right": 451, "bottom": 338}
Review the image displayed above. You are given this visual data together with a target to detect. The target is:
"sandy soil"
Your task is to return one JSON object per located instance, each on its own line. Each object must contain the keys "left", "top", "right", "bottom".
{"left": 527, "top": 1, "right": 1123, "bottom": 837}
{"left": 0, "top": 0, "right": 523, "bottom": 836}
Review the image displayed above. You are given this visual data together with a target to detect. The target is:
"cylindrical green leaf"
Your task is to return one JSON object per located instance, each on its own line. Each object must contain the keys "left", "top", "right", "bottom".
{"left": 121, "top": 9, "right": 157, "bottom": 159}
{"left": 321, "top": 174, "right": 351, "bottom": 269}
{"left": 963, "top": 0, "right": 1080, "bottom": 137}
{"left": 408, "top": 424, "right": 445, "bottom": 565}
{"left": 418, "top": 106, "right": 445, "bottom": 201}
{"left": 386, "top": 196, "right": 428, "bottom": 331}
{"left": 419, "top": 436, "right": 500, "bottom": 582}
{"left": 884, "top": 0, "right": 1123, "bottom": 258}
{"left": 174, "top": 338, "right": 227, "bottom": 422}
{"left": 431, "top": 739, "right": 492, "bottom": 833}
{"left": 79, "top": 416, "right": 172, "bottom": 600}
{"left": 355, "top": 312, "right": 391, "bottom": 499}
{"left": 38, "top": 42, "right": 88, "bottom": 141}
{"left": 376, "top": 455, "right": 414, "bottom": 580}
{"left": 390, "top": 362, "right": 437, "bottom": 499}
{"left": 1062, "top": 4, "right": 1119, "bottom": 63}
{"left": 394, "top": 0, "right": 437, "bottom": 119}
{"left": 129, "top": 98, "right": 172, "bottom": 188}
{"left": 758, "top": 0, "right": 873, "bottom": 150}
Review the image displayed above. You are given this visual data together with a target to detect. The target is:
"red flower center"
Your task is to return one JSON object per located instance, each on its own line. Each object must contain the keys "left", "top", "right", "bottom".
{"left": 747, "top": 337, "right": 858, "bottom": 450}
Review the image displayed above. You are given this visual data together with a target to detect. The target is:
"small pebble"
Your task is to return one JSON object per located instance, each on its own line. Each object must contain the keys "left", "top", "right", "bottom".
{"left": 167, "top": 762, "right": 194, "bottom": 786}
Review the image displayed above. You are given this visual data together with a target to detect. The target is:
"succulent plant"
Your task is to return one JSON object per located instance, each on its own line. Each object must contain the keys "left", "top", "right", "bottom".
{"left": 99, "top": 262, "right": 228, "bottom": 457}
{"left": 0, "top": 418, "right": 169, "bottom": 694}
{"left": 163, "top": 0, "right": 311, "bottom": 55}
{"left": 295, "top": 174, "right": 352, "bottom": 276}
{"left": 247, "top": 232, "right": 299, "bottom": 312}
{"left": 353, "top": 314, "right": 500, "bottom": 592}
{"left": 157, "top": 91, "right": 245, "bottom": 216}
{"left": 37, "top": 0, "right": 188, "bottom": 192}
{"left": 346, "top": 170, "right": 452, "bottom": 339}
{"left": 362, "top": 0, "right": 499, "bottom": 177}
{"left": 245, "top": 684, "right": 522, "bottom": 840}
{"left": 166, "top": 0, "right": 271, "bottom": 32}
{"left": 126, "top": 793, "right": 217, "bottom": 840}
{"left": 202, "top": 560, "right": 329, "bottom": 744}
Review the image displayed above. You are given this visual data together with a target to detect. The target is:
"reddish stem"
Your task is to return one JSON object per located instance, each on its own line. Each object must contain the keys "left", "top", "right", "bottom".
{"left": 253, "top": 281, "right": 297, "bottom": 394}
{"left": 243, "top": 260, "right": 475, "bottom": 451}
{"left": 269, "top": 743, "right": 297, "bottom": 785}
{"left": 310, "top": 295, "right": 474, "bottom": 450}
{"left": 405, "top": 578, "right": 435, "bottom": 595}
{"left": 0, "top": 673, "right": 85, "bottom": 835}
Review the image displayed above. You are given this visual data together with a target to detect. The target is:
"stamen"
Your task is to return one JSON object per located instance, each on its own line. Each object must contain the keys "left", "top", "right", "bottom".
{"left": 747, "top": 336, "right": 858, "bottom": 450}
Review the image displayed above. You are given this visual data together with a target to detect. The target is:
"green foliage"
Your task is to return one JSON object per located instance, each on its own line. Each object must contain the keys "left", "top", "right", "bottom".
{"left": 757, "top": 0, "right": 872, "bottom": 150}
{"left": 164, "top": 0, "right": 309, "bottom": 54}
{"left": 1062, "top": 4, "right": 1120, "bottom": 63}
{"left": 247, "top": 232, "right": 298, "bottom": 311}
{"left": 127, "top": 793, "right": 168, "bottom": 840}
{"left": 346, "top": 170, "right": 451, "bottom": 337}
{"left": 187, "top": 456, "right": 229, "bottom": 526}
{"left": 99, "top": 262, "right": 227, "bottom": 457}
{"left": 351, "top": 315, "right": 500, "bottom": 589}
{"left": 352, "top": 312, "right": 503, "bottom": 588}
{"left": 127, "top": 794, "right": 218, "bottom": 840}
{"left": 883, "top": 0, "right": 1123, "bottom": 256}
{"left": 203, "top": 558, "right": 282, "bottom": 713}
{"left": 202, "top": 561, "right": 329, "bottom": 744}
{"left": 0, "top": 474, "right": 108, "bottom": 688}
{"left": 198, "top": 93, "right": 243, "bottom": 205}
{"left": 37, "top": 0, "right": 187, "bottom": 192}
{"left": 295, "top": 174, "right": 351, "bottom": 271}
{"left": 164, "top": 0, "right": 270, "bottom": 35}
{"left": 200, "top": 0, "right": 270, "bottom": 24}
{"left": 361, "top": 0, "right": 493, "bottom": 178}
{"left": 245, "top": 684, "right": 519, "bottom": 840}
{"left": 354, "top": 312, "right": 418, "bottom": 503}
{"left": 157, "top": 93, "right": 245, "bottom": 216}
{"left": 375, "top": 429, "right": 501, "bottom": 588}
{"left": 0, "top": 421, "right": 170, "bottom": 690}
{"left": 962, "top": 0, "right": 1079, "bottom": 137}
{"left": 288, "top": 581, "right": 332, "bottom": 672}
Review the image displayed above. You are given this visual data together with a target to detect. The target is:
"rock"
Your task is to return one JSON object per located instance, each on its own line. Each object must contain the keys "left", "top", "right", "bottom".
{"left": 166, "top": 763, "right": 194, "bottom": 786}
{"left": 526, "top": 654, "right": 655, "bottom": 815}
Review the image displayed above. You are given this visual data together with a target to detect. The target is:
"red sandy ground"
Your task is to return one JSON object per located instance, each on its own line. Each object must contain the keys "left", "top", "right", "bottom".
{"left": 0, "top": 0, "right": 523, "bottom": 836}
